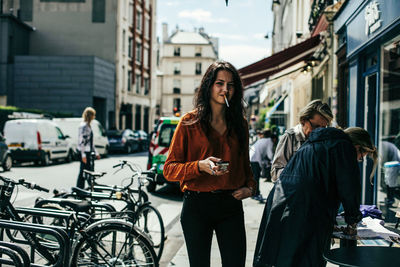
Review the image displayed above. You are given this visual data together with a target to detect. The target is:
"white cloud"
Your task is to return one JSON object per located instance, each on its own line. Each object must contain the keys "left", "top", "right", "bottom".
{"left": 178, "top": 9, "right": 229, "bottom": 23}
{"left": 219, "top": 45, "right": 271, "bottom": 69}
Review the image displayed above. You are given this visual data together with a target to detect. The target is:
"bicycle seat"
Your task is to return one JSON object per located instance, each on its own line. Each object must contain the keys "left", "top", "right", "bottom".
{"left": 58, "top": 199, "right": 91, "bottom": 213}
{"left": 83, "top": 170, "right": 107, "bottom": 178}
{"left": 71, "top": 187, "right": 92, "bottom": 198}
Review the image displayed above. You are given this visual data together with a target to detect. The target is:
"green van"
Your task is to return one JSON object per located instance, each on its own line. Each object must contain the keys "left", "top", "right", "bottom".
{"left": 146, "top": 117, "right": 180, "bottom": 192}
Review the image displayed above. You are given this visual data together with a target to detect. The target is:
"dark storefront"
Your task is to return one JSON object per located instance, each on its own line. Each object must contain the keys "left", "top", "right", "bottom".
{"left": 335, "top": 0, "right": 400, "bottom": 221}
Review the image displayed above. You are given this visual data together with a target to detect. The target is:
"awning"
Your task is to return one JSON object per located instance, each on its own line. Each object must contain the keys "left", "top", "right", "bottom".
{"left": 239, "top": 34, "right": 321, "bottom": 87}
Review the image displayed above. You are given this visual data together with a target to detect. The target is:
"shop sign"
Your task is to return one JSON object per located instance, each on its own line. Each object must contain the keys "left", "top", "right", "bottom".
{"left": 365, "top": 1, "right": 382, "bottom": 36}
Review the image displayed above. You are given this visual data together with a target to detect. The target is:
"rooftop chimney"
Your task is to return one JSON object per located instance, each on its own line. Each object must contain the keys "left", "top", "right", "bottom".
{"left": 162, "top": 23, "right": 168, "bottom": 43}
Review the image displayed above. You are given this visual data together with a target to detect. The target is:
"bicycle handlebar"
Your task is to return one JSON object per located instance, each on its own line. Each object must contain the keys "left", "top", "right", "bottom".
{"left": 0, "top": 176, "right": 49, "bottom": 192}
{"left": 111, "top": 161, "right": 157, "bottom": 188}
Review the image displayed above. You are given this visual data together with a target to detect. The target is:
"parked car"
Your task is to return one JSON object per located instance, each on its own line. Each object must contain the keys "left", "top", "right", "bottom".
{"left": 53, "top": 118, "right": 109, "bottom": 158}
{"left": 134, "top": 130, "right": 149, "bottom": 151}
{"left": 4, "top": 119, "right": 73, "bottom": 166}
{"left": 107, "top": 129, "right": 140, "bottom": 154}
{"left": 0, "top": 134, "right": 12, "bottom": 171}
{"left": 146, "top": 117, "right": 180, "bottom": 192}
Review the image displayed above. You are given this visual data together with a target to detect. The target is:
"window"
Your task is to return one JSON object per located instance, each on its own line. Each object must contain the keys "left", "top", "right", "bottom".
{"left": 145, "top": 18, "right": 150, "bottom": 39}
{"left": 174, "top": 47, "right": 181, "bottom": 56}
{"left": 128, "top": 38, "right": 132, "bottom": 58}
{"left": 145, "top": 0, "right": 150, "bottom": 10}
{"left": 136, "top": 75, "right": 141, "bottom": 94}
{"left": 128, "top": 2, "right": 133, "bottom": 23}
{"left": 20, "top": 0, "right": 33, "bottom": 21}
{"left": 92, "top": 0, "right": 105, "bottom": 23}
{"left": 136, "top": 43, "right": 142, "bottom": 63}
{"left": 195, "top": 62, "right": 202, "bottom": 75}
{"left": 55, "top": 127, "right": 64, "bottom": 139}
{"left": 195, "top": 47, "right": 202, "bottom": 57}
{"left": 144, "top": 48, "right": 149, "bottom": 68}
{"left": 173, "top": 62, "right": 181, "bottom": 75}
{"left": 128, "top": 71, "right": 132, "bottom": 91}
{"left": 136, "top": 10, "right": 142, "bottom": 31}
{"left": 173, "top": 79, "right": 181, "bottom": 94}
{"left": 122, "top": 66, "right": 125, "bottom": 91}
{"left": 122, "top": 30, "right": 126, "bottom": 54}
{"left": 159, "top": 124, "right": 177, "bottom": 147}
{"left": 377, "top": 35, "right": 400, "bottom": 208}
{"left": 144, "top": 78, "right": 149, "bottom": 95}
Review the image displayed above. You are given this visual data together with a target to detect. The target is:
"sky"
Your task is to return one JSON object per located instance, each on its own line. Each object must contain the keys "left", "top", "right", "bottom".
{"left": 156, "top": 0, "right": 274, "bottom": 69}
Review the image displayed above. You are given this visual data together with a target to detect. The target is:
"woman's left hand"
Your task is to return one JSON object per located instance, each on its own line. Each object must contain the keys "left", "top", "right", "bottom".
{"left": 232, "top": 187, "right": 252, "bottom": 200}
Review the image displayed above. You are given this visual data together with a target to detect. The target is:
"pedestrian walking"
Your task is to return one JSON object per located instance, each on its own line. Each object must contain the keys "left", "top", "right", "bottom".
{"left": 76, "top": 107, "right": 100, "bottom": 189}
{"left": 270, "top": 99, "right": 333, "bottom": 182}
{"left": 250, "top": 129, "right": 274, "bottom": 202}
{"left": 253, "top": 127, "right": 378, "bottom": 267}
{"left": 164, "top": 61, "right": 256, "bottom": 267}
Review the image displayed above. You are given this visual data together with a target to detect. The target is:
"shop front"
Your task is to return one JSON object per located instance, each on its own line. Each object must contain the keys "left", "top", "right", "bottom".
{"left": 335, "top": 0, "right": 400, "bottom": 220}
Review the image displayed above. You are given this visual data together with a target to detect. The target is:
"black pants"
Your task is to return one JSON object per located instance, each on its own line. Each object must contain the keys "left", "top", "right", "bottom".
{"left": 251, "top": 162, "right": 261, "bottom": 195}
{"left": 76, "top": 152, "right": 93, "bottom": 189}
{"left": 181, "top": 190, "right": 246, "bottom": 267}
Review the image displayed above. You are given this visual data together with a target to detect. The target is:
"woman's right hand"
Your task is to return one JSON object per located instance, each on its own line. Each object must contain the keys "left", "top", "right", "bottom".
{"left": 82, "top": 156, "right": 87, "bottom": 164}
{"left": 198, "top": 156, "right": 228, "bottom": 176}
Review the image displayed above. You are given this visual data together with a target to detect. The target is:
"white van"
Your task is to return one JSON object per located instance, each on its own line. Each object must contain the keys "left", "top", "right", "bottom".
{"left": 53, "top": 118, "right": 109, "bottom": 157}
{"left": 4, "top": 119, "right": 73, "bottom": 165}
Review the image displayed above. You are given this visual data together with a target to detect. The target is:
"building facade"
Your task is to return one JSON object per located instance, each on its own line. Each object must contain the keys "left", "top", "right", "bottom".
{"left": 159, "top": 24, "right": 218, "bottom": 117}
{"left": 0, "top": 13, "right": 33, "bottom": 106}
{"left": 240, "top": 1, "right": 341, "bottom": 133}
{"left": 334, "top": 0, "right": 400, "bottom": 216}
{"left": 3, "top": 0, "right": 156, "bottom": 132}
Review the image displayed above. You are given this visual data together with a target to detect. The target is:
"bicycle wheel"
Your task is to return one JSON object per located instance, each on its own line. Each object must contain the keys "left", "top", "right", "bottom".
{"left": 135, "top": 204, "right": 165, "bottom": 260}
{"left": 32, "top": 203, "right": 72, "bottom": 249}
{"left": 71, "top": 221, "right": 158, "bottom": 267}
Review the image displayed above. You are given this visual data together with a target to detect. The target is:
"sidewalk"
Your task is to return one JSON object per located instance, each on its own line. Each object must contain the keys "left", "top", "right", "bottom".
{"left": 168, "top": 180, "right": 273, "bottom": 267}
{"left": 167, "top": 179, "right": 342, "bottom": 267}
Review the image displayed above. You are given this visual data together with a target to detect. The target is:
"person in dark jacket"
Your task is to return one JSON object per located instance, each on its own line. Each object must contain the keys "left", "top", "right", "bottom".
{"left": 253, "top": 127, "right": 378, "bottom": 267}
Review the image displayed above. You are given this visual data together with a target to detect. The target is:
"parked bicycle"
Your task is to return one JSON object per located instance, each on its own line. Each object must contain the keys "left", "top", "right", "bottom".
{"left": 0, "top": 175, "right": 159, "bottom": 266}
{"left": 35, "top": 161, "right": 166, "bottom": 260}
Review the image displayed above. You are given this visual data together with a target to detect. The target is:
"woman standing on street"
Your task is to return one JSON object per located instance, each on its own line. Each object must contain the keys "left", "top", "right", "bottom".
{"left": 76, "top": 107, "right": 100, "bottom": 189}
{"left": 164, "top": 61, "right": 256, "bottom": 267}
{"left": 253, "top": 127, "right": 378, "bottom": 267}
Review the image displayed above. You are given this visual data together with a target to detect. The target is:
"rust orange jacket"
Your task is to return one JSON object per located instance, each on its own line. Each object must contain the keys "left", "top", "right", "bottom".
{"left": 164, "top": 111, "right": 255, "bottom": 192}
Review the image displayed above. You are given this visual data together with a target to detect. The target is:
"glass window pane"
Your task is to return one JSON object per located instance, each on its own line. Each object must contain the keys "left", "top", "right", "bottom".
{"left": 378, "top": 35, "right": 400, "bottom": 210}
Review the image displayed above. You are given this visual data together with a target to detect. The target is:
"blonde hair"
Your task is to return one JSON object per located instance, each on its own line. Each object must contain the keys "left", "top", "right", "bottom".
{"left": 298, "top": 99, "right": 333, "bottom": 125}
{"left": 82, "top": 107, "right": 96, "bottom": 123}
{"left": 344, "top": 127, "right": 378, "bottom": 183}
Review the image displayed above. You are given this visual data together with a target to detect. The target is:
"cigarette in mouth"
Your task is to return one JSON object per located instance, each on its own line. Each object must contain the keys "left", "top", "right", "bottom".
{"left": 224, "top": 95, "right": 230, "bottom": 107}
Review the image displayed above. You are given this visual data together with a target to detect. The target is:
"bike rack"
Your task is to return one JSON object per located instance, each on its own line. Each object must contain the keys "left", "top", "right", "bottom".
{"left": 0, "top": 219, "right": 70, "bottom": 266}
{"left": 4, "top": 207, "right": 80, "bottom": 245}
{"left": 0, "top": 241, "right": 30, "bottom": 267}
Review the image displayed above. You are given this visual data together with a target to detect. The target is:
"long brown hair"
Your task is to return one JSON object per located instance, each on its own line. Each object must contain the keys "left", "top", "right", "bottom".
{"left": 344, "top": 127, "right": 378, "bottom": 183}
{"left": 189, "top": 61, "right": 247, "bottom": 153}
